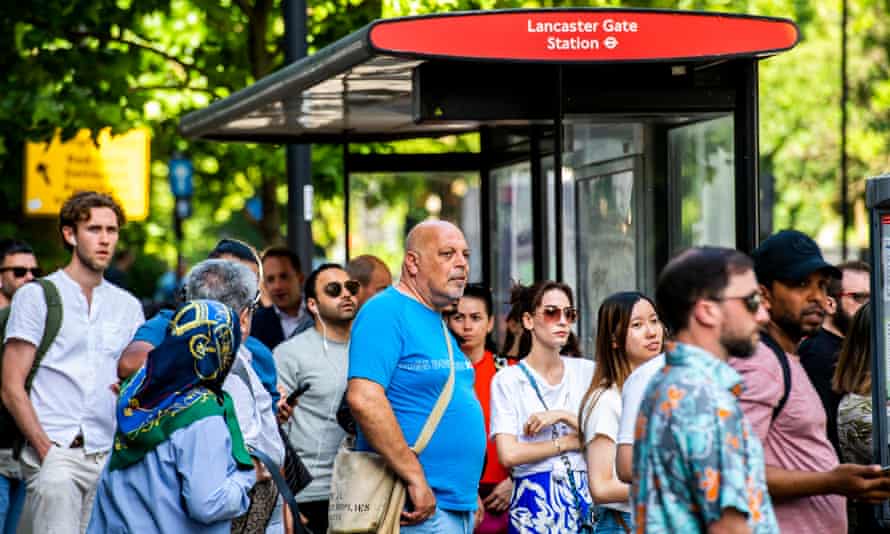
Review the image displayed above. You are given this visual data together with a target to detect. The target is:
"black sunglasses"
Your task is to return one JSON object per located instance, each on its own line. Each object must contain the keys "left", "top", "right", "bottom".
{"left": 0, "top": 267, "right": 42, "bottom": 278}
{"left": 711, "top": 292, "right": 762, "bottom": 314}
{"left": 323, "top": 280, "right": 360, "bottom": 298}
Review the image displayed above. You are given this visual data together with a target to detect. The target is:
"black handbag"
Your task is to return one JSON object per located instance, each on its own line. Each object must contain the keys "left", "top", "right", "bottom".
{"left": 279, "top": 426, "right": 314, "bottom": 495}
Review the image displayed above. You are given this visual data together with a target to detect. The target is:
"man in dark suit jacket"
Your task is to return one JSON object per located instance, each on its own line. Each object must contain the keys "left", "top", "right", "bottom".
{"left": 252, "top": 247, "right": 312, "bottom": 349}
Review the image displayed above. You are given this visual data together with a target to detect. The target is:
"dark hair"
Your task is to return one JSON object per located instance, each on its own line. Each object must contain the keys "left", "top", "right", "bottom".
{"left": 452, "top": 283, "right": 498, "bottom": 353}
{"left": 656, "top": 247, "right": 754, "bottom": 334}
{"left": 579, "top": 292, "right": 660, "bottom": 445}
{"left": 262, "top": 246, "right": 302, "bottom": 275}
{"left": 209, "top": 239, "right": 260, "bottom": 267}
{"left": 833, "top": 302, "right": 872, "bottom": 396}
{"left": 59, "top": 191, "right": 125, "bottom": 251}
{"left": 347, "top": 254, "right": 387, "bottom": 286}
{"left": 304, "top": 263, "right": 345, "bottom": 303}
{"left": 511, "top": 280, "right": 582, "bottom": 358}
{"left": 0, "top": 239, "right": 34, "bottom": 263}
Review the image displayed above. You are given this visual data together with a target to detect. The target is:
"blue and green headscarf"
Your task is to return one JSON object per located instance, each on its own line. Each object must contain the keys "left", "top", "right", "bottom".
{"left": 109, "top": 299, "right": 253, "bottom": 471}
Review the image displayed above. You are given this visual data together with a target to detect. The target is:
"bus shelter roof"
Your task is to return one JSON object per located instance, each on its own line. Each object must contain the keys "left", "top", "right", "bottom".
{"left": 179, "top": 9, "right": 799, "bottom": 144}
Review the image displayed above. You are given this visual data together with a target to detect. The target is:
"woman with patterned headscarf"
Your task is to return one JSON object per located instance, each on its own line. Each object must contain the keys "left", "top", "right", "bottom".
{"left": 87, "top": 300, "right": 257, "bottom": 533}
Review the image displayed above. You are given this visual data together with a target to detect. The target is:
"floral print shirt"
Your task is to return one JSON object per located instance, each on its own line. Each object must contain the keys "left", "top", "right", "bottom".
{"left": 631, "top": 343, "right": 779, "bottom": 533}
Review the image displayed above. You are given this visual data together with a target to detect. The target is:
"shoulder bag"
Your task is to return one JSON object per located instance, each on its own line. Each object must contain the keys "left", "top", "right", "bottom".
{"left": 327, "top": 320, "right": 456, "bottom": 534}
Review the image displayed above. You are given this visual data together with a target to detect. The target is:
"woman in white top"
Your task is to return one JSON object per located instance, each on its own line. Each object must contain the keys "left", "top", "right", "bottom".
{"left": 580, "top": 292, "right": 663, "bottom": 534}
{"left": 490, "top": 281, "right": 595, "bottom": 533}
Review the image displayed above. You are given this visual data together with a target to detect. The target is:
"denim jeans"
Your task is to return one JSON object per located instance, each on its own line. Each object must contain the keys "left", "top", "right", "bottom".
{"left": 594, "top": 506, "right": 632, "bottom": 534}
{"left": 401, "top": 508, "right": 473, "bottom": 534}
{"left": 0, "top": 474, "right": 25, "bottom": 534}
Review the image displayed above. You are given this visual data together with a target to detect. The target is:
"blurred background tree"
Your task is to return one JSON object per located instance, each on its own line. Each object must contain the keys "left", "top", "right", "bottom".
{"left": 1, "top": 0, "right": 885, "bottom": 299}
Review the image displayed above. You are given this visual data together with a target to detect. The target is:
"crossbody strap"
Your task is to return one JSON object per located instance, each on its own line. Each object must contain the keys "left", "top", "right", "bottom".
{"left": 518, "top": 362, "right": 591, "bottom": 525}
{"left": 410, "top": 320, "right": 455, "bottom": 455}
{"left": 251, "top": 447, "right": 311, "bottom": 534}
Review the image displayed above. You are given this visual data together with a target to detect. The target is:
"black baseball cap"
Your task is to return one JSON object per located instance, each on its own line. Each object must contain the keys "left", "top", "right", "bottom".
{"left": 752, "top": 230, "right": 841, "bottom": 285}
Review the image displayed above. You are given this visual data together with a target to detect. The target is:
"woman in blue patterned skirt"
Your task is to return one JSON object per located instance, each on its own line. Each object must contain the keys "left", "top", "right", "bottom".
{"left": 490, "top": 281, "right": 595, "bottom": 533}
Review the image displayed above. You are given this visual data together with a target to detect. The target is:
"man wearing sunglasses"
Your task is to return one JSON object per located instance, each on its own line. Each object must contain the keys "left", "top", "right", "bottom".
{"left": 799, "top": 260, "right": 871, "bottom": 455}
{"left": 729, "top": 230, "right": 890, "bottom": 534}
{"left": 274, "top": 264, "right": 358, "bottom": 533}
{"left": 0, "top": 239, "right": 39, "bottom": 534}
{"left": 0, "top": 240, "right": 40, "bottom": 311}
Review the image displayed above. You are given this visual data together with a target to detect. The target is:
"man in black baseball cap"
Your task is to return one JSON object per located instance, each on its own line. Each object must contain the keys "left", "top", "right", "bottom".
{"left": 752, "top": 229, "right": 841, "bottom": 347}
{"left": 728, "top": 229, "right": 890, "bottom": 534}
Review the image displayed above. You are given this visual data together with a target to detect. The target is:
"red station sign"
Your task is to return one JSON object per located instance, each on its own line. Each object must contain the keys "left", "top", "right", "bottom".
{"left": 368, "top": 10, "right": 799, "bottom": 62}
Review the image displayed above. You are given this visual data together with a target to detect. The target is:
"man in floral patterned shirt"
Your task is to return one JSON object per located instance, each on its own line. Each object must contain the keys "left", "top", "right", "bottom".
{"left": 632, "top": 247, "right": 778, "bottom": 533}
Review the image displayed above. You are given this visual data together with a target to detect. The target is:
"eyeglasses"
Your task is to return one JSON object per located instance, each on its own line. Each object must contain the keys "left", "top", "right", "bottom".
{"left": 710, "top": 292, "right": 762, "bottom": 314}
{"left": 536, "top": 305, "right": 578, "bottom": 324}
{"left": 840, "top": 291, "right": 870, "bottom": 305}
{"left": 323, "top": 280, "right": 360, "bottom": 298}
{"left": 0, "top": 267, "right": 42, "bottom": 278}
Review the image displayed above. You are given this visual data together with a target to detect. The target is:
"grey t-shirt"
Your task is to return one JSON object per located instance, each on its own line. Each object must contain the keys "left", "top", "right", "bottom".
{"left": 274, "top": 327, "right": 348, "bottom": 502}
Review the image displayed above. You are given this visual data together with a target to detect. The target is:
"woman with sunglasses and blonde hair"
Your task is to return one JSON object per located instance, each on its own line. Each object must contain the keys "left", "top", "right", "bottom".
{"left": 490, "top": 281, "right": 595, "bottom": 533}
{"left": 579, "top": 292, "right": 663, "bottom": 534}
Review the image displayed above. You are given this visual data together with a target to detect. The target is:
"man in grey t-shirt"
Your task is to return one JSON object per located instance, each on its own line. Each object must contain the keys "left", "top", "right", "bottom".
{"left": 273, "top": 263, "right": 359, "bottom": 534}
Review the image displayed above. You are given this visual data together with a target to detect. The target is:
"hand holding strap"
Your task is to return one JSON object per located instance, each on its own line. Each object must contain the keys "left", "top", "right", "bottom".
{"left": 410, "top": 320, "right": 455, "bottom": 455}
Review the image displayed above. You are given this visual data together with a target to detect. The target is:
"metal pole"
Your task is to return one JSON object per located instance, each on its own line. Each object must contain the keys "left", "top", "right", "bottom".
{"left": 841, "top": 0, "right": 849, "bottom": 259}
{"left": 284, "top": 0, "right": 314, "bottom": 271}
{"left": 553, "top": 66, "right": 564, "bottom": 282}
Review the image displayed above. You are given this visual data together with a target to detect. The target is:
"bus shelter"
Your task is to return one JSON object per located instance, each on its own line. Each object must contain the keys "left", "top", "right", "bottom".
{"left": 180, "top": 8, "right": 799, "bottom": 353}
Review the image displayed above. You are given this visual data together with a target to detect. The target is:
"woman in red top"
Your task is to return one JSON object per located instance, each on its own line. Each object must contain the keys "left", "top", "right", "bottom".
{"left": 447, "top": 283, "right": 512, "bottom": 534}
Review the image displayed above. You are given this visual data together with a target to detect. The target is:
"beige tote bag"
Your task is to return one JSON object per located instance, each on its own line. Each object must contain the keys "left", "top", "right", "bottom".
{"left": 327, "top": 321, "right": 456, "bottom": 534}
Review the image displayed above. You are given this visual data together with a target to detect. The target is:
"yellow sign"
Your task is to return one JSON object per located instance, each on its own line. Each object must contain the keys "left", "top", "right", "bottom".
{"left": 24, "top": 128, "right": 151, "bottom": 221}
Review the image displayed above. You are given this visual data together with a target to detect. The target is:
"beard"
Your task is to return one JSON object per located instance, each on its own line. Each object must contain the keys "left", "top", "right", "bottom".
{"left": 720, "top": 331, "right": 757, "bottom": 358}
{"left": 75, "top": 246, "right": 108, "bottom": 273}
{"left": 833, "top": 301, "right": 852, "bottom": 336}
{"left": 771, "top": 308, "right": 811, "bottom": 342}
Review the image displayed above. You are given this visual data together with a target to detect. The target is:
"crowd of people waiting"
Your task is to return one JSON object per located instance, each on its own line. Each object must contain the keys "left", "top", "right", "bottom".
{"left": 1, "top": 189, "right": 890, "bottom": 534}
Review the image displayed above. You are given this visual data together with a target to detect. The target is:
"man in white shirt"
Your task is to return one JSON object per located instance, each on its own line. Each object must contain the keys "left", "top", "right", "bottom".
{"left": 253, "top": 247, "right": 312, "bottom": 349}
{"left": 1, "top": 192, "right": 144, "bottom": 534}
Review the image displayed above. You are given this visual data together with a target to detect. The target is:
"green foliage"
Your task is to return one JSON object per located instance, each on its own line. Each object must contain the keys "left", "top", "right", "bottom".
{"left": 2, "top": 0, "right": 888, "bottom": 300}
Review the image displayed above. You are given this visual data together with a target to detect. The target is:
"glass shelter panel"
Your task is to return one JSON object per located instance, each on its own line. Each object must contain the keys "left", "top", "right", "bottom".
{"left": 668, "top": 115, "right": 736, "bottom": 252}
{"left": 490, "top": 162, "right": 534, "bottom": 344}
{"left": 348, "top": 171, "right": 481, "bottom": 280}
{"left": 564, "top": 123, "right": 645, "bottom": 358}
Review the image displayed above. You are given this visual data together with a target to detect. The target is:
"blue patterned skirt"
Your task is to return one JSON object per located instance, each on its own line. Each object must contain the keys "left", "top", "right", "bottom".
{"left": 508, "top": 470, "right": 593, "bottom": 534}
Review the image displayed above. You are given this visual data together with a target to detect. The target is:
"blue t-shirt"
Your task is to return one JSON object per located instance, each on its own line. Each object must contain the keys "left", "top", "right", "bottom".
{"left": 134, "top": 310, "right": 280, "bottom": 407}
{"left": 348, "top": 287, "right": 485, "bottom": 511}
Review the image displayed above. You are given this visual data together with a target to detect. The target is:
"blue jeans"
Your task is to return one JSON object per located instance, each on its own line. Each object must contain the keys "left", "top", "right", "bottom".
{"left": 594, "top": 506, "right": 632, "bottom": 534}
{"left": 0, "top": 474, "right": 25, "bottom": 534}
{"left": 401, "top": 508, "right": 473, "bottom": 534}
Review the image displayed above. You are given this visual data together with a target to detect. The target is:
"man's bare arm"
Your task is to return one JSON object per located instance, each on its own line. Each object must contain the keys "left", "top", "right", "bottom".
{"left": 346, "top": 377, "right": 435, "bottom": 525}
{"left": 117, "top": 340, "right": 153, "bottom": 380}
{"left": 766, "top": 464, "right": 890, "bottom": 502}
{"left": 1, "top": 339, "right": 52, "bottom": 460}
{"left": 707, "top": 508, "right": 750, "bottom": 534}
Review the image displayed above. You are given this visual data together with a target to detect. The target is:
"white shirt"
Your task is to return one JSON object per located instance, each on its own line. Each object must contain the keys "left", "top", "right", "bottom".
{"left": 224, "top": 345, "right": 285, "bottom": 467}
{"left": 4, "top": 270, "right": 144, "bottom": 454}
{"left": 582, "top": 386, "right": 630, "bottom": 513}
{"left": 274, "top": 305, "right": 305, "bottom": 340}
{"left": 490, "top": 357, "right": 595, "bottom": 478}
{"left": 616, "top": 354, "right": 665, "bottom": 445}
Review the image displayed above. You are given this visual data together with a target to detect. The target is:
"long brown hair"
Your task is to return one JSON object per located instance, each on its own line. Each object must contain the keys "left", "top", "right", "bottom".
{"left": 833, "top": 302, "right": 871, "bottom": 396}
{"left": 509, "top": 281, "right": 582, "bottom": 358}
{"left": 579, "top": 291, "right": 658, "bottom": 445}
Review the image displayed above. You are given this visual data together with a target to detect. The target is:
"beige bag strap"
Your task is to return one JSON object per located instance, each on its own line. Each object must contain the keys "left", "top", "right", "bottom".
{"left": 410, "top": 320, "right": 455, "bottom": 455}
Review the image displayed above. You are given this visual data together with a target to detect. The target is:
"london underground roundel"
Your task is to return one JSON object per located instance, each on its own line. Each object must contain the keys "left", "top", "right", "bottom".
{"left": 368, "top": 9, "right": 800, "bottom": 62}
